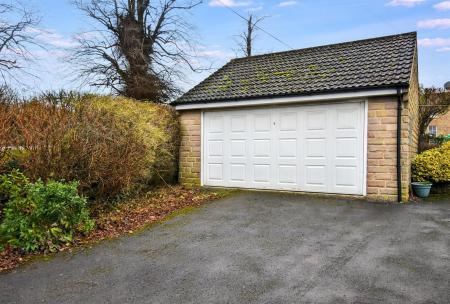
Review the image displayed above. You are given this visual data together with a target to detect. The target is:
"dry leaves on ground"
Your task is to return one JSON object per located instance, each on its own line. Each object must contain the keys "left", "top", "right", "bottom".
{"left": 0, "top": 186, "right": 231, "bottom": 272}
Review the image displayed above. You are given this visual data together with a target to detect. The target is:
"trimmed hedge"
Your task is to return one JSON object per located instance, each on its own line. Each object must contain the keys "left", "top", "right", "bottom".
{"left": 83, "top": 96, "right": 179, "bottom": 186}
{"left": 0, "top": 95, "right": 179, "bottom": 200}
{"left": 412, "top": 142, "right": 450, "bottom": 183}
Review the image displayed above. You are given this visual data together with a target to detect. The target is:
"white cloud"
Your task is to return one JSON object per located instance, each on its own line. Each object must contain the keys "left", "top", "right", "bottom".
{"left": 196, "top": 44, "right": 235, "bottom": 59}
{"left": 277, "top": 1, "right": 298, "bottom": 7}
{"left": 418, "top": 18, "right": 450, "bottom": 29}
{"left": 387, "top": 0, "right": 425, "bottom": 7}
{"left": 418, "top": 37, "right": 450, "bottom": 47}
{"left": 198, "top": 49, "right": 234, "bottom": 59}
{"left": 434, "top": 1, "right": 450, "bottom": 10}
{"left": 31, "top": 49, "right": 68, "bottom": 59}
{"left": 73, "top": 31, "right": 103, "bottom": 41}
{"left": 248, "top": 5, "right": 263, "bottom": 11}
{"left": 437, "top": 46, "right": 450, "bottom": 52}
{"left": 209, "top": 0, "right": 252, "bottom": 7}
{"left": 27, "top": 27, "right": 78, "bottom": 48}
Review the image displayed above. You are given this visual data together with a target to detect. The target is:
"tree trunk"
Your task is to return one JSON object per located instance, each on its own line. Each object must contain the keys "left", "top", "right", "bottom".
{"left": 246, "top": 15, "right": 252, "bottom": 57}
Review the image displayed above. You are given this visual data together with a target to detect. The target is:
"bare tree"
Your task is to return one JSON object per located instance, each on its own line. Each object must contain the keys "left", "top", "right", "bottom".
{"left": 72, "top": 0, "right": 202, "bottom": 102}
{"left": 418, "top": 87, "right": 450, "bottom": 149}
{"left": 0, "top": 2, "right": 40, "bottom": 83}
{"left": 236, "top": 14, "right": 265, "bottom": 57}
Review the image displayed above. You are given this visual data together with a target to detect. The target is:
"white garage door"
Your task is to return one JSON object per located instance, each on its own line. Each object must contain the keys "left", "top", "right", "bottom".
{"left": 202, "top": 102, "right": 366, "bottom": 195}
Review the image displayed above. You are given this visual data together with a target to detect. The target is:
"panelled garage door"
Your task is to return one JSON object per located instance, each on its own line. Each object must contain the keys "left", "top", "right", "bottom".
{"left": 202, "top": 102, "right": 366, "bottom": 195}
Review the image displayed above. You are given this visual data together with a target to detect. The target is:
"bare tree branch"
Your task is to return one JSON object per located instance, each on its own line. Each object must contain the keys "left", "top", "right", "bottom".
{"left": 235, "top": 13, "right": 266, "bottom": 57}
{"left": 0, "top": 2, "right": 41, "bottom": 84}
{"left": 71, "top": 0, "right": 203, "bottom": 102}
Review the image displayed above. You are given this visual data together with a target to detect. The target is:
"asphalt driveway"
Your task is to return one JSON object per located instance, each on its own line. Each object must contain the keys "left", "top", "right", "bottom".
{"left": 1, "top": 192, "right": 449, "bottom": 304}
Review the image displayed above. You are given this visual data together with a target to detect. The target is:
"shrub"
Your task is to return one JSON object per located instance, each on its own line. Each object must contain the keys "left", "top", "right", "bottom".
{"left": 0, "top": 149, "right": 29, "bottom": 174}
{"left": 83, "top": 96, "right": 180, "bottom": 184}
{"left": 63, "top": 96, "right": 179, "bottom": 199}
{"left": 0, "top": 93, "right": 179, "bottom": 200}
{"left": 0, "top": 99, "right": 15, "bottom": 168}
{"left": 412, "top": 142, "right": 450, "bottom": 183}
{"left": 0, "top": 97, "right": 78, "bottom": 178}
{"left": 0, "top": 170, "right": 94, "bottom": 253}
{"left": 0, "top": 169, "right": 29, "bottom": 215}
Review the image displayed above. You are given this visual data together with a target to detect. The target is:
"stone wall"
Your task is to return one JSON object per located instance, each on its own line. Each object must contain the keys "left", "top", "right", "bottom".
{"left": 405, "top": 48, "right": 420, "bottom": 199}
{"left": 366, "top": 95, "right": 415, "bottom": 202}
{"left": 366, "top": 97, "right": 399, "bottom": 201}
{"left": 178, "top": 110, "right": 201, "bottom": 187}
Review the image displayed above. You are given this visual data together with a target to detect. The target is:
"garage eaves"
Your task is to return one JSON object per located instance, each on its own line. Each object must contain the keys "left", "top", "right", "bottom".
{"left": 174, "top": 87, "right": 403, "bottom": 110}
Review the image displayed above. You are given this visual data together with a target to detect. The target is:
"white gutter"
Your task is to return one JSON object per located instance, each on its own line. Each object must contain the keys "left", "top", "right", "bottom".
{"left": 175, "top": 88, "right": 398, "bottom": 110}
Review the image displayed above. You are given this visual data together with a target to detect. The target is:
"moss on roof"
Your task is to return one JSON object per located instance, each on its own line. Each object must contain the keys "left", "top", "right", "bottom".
{"left": 175, "top": 32, "right": 417, "bottom": 104}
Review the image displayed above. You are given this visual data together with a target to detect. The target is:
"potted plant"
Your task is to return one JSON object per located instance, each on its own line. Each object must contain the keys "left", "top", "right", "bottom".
{"left": 411, "top": 181, "right": 432, "bottom": 198}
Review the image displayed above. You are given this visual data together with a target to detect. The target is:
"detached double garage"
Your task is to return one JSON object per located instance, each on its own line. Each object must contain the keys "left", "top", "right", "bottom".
{"left": 175, "top": 32, "right": 419, "bottom": 202}
{"left": 202, "top": 102, "right": 365, "bottom": 195}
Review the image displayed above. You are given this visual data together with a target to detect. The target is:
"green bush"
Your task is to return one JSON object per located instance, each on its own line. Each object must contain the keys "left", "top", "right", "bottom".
{"left": 0, "top": 170, "right": 94, "bottom": 252}
{"left": 0, "top": 169, "right": 28, "bottom": 213}
{"left": 0, "top": 149, "right": 29, "bottom": 175}
{"left": 412, "top": 142, "right": 450, "bottom": 183}
{"left": 69, "top": 96, "right": 180, "bottom": 198}
{"left": 0, "top": 93, "right": 179, "bottom": 200}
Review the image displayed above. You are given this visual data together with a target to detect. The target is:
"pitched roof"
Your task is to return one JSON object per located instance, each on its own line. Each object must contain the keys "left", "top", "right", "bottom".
{"left": 175, "top": 32, "right": 417, "bottom": 105}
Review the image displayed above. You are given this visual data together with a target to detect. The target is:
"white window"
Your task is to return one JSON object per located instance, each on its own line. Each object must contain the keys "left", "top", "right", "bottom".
{"left": 429, "top": 125, "right": 437, "bottom": 136}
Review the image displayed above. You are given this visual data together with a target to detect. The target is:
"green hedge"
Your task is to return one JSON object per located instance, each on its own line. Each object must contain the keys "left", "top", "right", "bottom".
{"left": 83, "top": 96, "right": 180, "bottom": 187}
{"left": 412, "top": 142, "right": 450, "bottom": 183}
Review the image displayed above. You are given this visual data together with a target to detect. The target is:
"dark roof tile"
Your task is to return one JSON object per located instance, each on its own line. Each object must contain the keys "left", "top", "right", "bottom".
{"left": 175, "top": 32, "right": 416, "bottom": 104}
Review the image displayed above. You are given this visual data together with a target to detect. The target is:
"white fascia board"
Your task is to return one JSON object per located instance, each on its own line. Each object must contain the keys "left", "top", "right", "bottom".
{"left": 175, "top": 89, "right": 398, "bottom": 110}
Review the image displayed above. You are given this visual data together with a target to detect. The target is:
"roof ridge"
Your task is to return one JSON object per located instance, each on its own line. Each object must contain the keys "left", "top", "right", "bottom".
{"left": 230, "top": 31, "right": 417, "bottom": 62}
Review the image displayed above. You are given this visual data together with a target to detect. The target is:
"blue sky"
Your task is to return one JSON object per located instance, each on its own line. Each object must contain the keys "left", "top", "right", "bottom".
{"left": 16, "top": 0, "right": 450, "bottom": 94}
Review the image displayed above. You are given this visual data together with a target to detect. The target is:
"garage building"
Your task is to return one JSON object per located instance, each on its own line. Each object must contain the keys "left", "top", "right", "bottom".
{"left": 173, "top": 32, "right": 419, "bottom": 202}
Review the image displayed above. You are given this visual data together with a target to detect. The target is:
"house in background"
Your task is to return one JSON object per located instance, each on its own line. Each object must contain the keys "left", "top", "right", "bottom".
{"left": 173, "top": 32, "right": 419, "bottom": 202}
{"left": 428, "top": 112, "right": 450, "bottom": 137}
